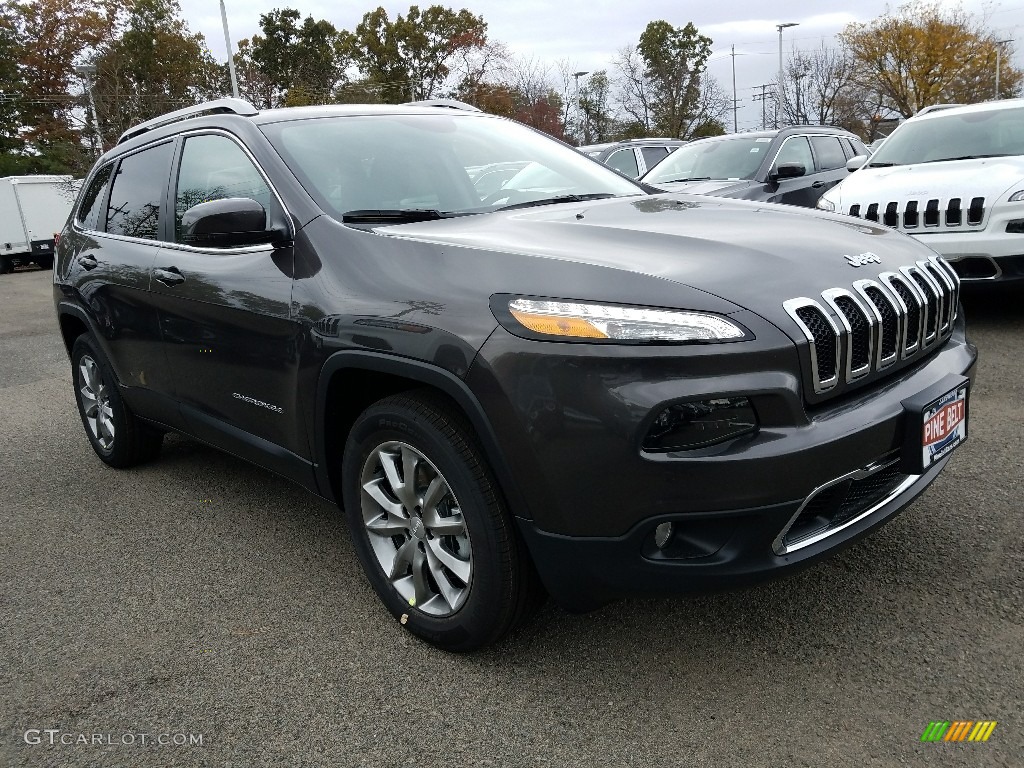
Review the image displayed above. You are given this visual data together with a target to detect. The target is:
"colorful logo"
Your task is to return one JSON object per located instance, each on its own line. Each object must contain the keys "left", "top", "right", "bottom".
{"left": 920, "top": 721, "right": 997, "bottom": 742}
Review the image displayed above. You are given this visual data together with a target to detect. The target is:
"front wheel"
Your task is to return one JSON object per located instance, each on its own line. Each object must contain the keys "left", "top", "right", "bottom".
{"left": 342, "top": 391, "right": 543, "bottom": 651}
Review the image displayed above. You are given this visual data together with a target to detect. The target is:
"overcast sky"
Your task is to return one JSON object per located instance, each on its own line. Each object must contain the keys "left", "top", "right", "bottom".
{"left": 179, "top": 0, "right": 1024, "bottom": 131}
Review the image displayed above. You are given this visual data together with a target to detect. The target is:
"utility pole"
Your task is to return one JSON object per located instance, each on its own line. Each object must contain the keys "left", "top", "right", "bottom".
{"left": 220, "top": 0, "right": 239, "bottom": 98}
{"left": 996, "top": 39, "right": 1013, "bottom": 99}
{"left": 731, "top": 45, "right": 738, "bottom": 133}
{"left": 795, "top": 72, "right": 806, "bottom": 124}
{"left": 776, "top": 22, "right": 798, "bottom": 127}
{"left": 751, "top": 83, "right": 772, "bottom": 130}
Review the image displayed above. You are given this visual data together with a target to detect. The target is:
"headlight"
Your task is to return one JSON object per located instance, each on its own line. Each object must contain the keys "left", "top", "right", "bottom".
{"left": 1009, "top": 190, "right": 1024, "bottom": 202}
{"left": 816, "top": 197, "right": 836, "bottom": 212}
{"left": 501, "top": 298, "right": 749, "bottom": 342}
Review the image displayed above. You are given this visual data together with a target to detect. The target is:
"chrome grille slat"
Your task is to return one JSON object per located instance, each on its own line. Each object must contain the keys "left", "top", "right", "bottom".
{"left": 787, "top": 258, "right": 958, "bottom": 400}
{"left": 846, "top": 196, "right": 986, "bottom": 231}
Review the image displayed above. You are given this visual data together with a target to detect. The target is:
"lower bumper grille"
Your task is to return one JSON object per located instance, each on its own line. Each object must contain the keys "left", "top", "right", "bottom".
{"left": 775, "top": 459, "right": 916, "bottom": 554}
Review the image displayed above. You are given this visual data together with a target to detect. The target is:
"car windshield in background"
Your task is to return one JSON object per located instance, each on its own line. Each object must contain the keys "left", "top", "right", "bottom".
{"left": 261, "top": 113, "right": 644, "bottom": 221}
{"left": 643, "top": 136, "right": 767, "bottom": 184}
{"left": 868, "top": 106, "right": 1024, "bottom": 167}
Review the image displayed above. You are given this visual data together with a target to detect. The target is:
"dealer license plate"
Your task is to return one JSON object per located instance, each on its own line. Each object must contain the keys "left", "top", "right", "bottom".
{"left": 920, "top": 382, "right": 968, "bottom": 469}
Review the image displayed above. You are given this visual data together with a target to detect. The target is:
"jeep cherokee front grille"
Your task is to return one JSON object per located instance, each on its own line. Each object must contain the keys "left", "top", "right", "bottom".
{"left": 847, "top": 196, "right": 986, "bottom": 231}
{"left": 784, "top": 255, "right": 959, "bottom": 396}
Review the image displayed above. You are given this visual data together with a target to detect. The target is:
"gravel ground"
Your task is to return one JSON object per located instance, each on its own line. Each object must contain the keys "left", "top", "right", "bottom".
{"left": 1, "top": 267, "right": 1021, "bottom": 767}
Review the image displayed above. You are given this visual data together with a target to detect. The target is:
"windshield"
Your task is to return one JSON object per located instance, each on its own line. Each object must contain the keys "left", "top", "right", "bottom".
{"left": 868, "top": 105, "right": 1024, "bottom": 167}
{"left": 261, "top": 113, "right": 644, "bottom": 220}
{"left": 642, "top": 136, "right": 769, "bottom": 183}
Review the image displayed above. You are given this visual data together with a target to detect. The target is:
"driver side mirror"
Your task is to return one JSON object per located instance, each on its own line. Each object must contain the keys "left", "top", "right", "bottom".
{"left": 180, "top": 197, "right": 288, "bottom": 248}
{"left": 770, "top": 162, "right": 806, "bottom": 181}
{"left": 846, "top": 155, "right": 868, "bottom": 172}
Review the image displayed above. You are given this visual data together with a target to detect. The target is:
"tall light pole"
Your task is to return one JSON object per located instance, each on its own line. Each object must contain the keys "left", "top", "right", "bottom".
{"left": 777, "top": 22, "right": 798, "bottom": 127}
{"left": 731, "top": 45, "right": 738, "bottom": 133}
{"left": 995, "top": 39, "right": 1013, "bottom": 99}
{"left": 220, "top": 0, "right": 239, "bottom": 98}
{"left": 573, "top": 71, "right": 589, "bottom": 142}
{"left": 73, "top": 63, "right": 103, "bottom": 156}
{"left": 795, "top": 72, "right": 806, "bottom": 124}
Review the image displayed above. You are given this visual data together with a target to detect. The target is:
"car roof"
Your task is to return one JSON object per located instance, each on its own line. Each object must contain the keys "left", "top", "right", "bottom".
{"left": 908, "top": 98, "right": 1024, "bottom": 122}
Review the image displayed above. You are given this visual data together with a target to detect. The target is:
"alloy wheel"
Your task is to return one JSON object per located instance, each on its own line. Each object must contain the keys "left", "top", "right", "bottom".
{"left": 78, "top": 354, "right": 115, "bottom": 451}
{"left": 359, "top": 441, "right": 472, "bottom": 616}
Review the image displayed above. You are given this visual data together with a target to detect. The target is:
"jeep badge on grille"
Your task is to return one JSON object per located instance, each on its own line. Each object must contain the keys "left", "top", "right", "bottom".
{"left": 845, "top": 252, "right": 882, "bottom": 267}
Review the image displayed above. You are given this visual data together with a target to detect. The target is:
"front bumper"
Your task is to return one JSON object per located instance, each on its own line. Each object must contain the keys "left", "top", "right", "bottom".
{"left": 470, "top": 312, "right": 976, "bottom": 610}
{"left": 516, "top": 455, "right": 948, "bottom": 611}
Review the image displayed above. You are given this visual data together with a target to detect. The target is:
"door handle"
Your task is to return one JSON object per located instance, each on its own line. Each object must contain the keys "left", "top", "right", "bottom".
{"left": 77, "top": 255, "right": 99, "bottom": 270}
{"left": 811, "top": 181, "right": 826, "bottom": 188}
{"left": 154, "top": 266, "right": 185, "bottom": 286}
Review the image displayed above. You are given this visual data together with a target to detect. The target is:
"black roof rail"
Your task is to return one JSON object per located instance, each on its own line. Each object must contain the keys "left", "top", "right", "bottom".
{"left": 402, "top": 98, "right": 481, "bottom": 112}
{"left": 118, "top": 98, "right": 259, "bottom": 145}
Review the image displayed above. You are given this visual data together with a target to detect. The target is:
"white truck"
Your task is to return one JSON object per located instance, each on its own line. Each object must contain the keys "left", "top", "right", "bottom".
{"left": 0, "top": 175, "right": 79, "bottom": 273}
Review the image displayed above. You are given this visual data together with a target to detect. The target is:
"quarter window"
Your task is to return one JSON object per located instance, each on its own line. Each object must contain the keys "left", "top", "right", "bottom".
{"left": 77, "top": 164, "right": 113, "bottom": 231}
{"left": 772, "top": 136, "right": 813, "bottom": 174}
{"left": 174, "top": 134, "right": 274, "bottom": 244}
{"left": 105, "top": 142, "right": 173, "bottom": 240}
{"left": 606, "top": 148, "right": 640, "bottom": 178}
{"left": 810, "top": 136, "right": 847, "bottom": 170}
{"left": 640, "top": 146, "right": 669, "bottom": 171}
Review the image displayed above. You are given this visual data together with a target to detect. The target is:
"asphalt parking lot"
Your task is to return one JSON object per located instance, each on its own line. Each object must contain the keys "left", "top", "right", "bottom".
{"left": 1, "top": 266, "right": 1021, "bottom": 767}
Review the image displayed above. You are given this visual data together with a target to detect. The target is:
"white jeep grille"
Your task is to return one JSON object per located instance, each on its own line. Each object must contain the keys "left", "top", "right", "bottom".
{"left": 847, "top": 196, "right": 986, "bottom": 231}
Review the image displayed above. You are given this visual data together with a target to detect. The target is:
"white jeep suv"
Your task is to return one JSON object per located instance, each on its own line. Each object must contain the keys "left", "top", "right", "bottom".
{"left": 818, "top": 99, "right": 1024, "bottom": 283}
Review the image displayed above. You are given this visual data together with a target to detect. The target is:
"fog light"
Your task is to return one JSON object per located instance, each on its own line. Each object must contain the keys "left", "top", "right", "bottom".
{"left": 644, "top": 397, "right": 758, "bottom": 452}
{"left": 654, "top": 522, "right": 674, "bottom": 549}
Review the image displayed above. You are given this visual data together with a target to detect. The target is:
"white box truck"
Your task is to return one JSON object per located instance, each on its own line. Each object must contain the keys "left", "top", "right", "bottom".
{"left": 0, "top": 175, "right": 79, "bottom": 273}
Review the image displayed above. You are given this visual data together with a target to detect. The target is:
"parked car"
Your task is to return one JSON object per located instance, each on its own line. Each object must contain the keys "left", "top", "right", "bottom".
{"left": 0, "top": 175, "right": 78, "bottom": 273}
{"left": 53, "top": 98, "right": 974, "bottom": 650}
{"left": 578, "top": 138, "right": 686, "bottom": 178}
{"left": 818, "top": 99, "right": 1024, "bottom": 282}
{"left": 641, "top": 126, "right": 870, "bottom": 207}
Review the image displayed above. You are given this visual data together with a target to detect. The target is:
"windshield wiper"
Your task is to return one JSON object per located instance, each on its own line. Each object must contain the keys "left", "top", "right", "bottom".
{"left": 866, "top": 162, "right": 901, "bottom": 168}
{"left": 495, "top": 193, "right": 616, "bottom": 212}
{"left": 341, "top": 209, "right": 453, "bottom": 223}
{"left": 924, "top": 153, "right": 1011, "bottom": 163}
{"left": 659, "top": 176, "right": 712, "bottom": 183}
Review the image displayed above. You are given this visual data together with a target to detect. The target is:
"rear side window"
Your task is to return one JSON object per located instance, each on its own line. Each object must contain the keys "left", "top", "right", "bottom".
{"left": 174, "top": 134, "right": 275, "bottom": 243}
{"left": 640, "top": 146, "right": 669, "bottom": 170}
{"left": 850, "top": 139, "right": 870, "bottom": 157}
{"left": 810, "top": 136, "right": 847, "bottom": 170}
{"left": 76, "top": 164, "right": 113, "bottom": 231}
{"left": 105, "top": 142, "right": 174, "bottom": 240}
{"left": 606, "top": 148, "right": 639, "bottom": 177}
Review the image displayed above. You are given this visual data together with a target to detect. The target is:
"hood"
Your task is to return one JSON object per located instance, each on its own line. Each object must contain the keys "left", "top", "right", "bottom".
{"left": 648, "top": 179, "right": 751, "bottom": 196}
{"left": 824, "top": 157, "right": 1024, "bottom": 216}
{"left": 376, "top": 194, "right": 941, "bottom": 329}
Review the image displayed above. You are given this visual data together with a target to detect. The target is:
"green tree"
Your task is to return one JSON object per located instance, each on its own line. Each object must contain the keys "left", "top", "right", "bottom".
{"left": 632, "top": 20, "right": 726, "bottom": 139}
{"left": 92, "top": 0, "right": 222, "bottom": 146}
{"left": 345, "top": 5, "right": 487, "bottom": 103}
{"left": 0, "top": 3, "right": 26, "bottom": 173}
{"left": 8, "top": 0, "right": 119, "bottom": 173}
{"left": 577, "top": 71, "right": 613, "bottom": 144}
{"left": 841, "top": 0, "right": 1023, "bottom": 117}
{"left": 235, "top": 8, "right": 348, "bottom": 108}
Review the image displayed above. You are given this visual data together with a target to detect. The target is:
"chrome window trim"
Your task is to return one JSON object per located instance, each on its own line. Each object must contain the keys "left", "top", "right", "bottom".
{"left": 772, "top": 456, "right": 920, "bottom": 555}
{"left": 821, "top": 288, "right": 874, "bottom": 382}
{"left": 71, "top": 128, "right": 294, "bottom": 252}
{"left": 783, "top": 297, "right": 841, "bottom": 393}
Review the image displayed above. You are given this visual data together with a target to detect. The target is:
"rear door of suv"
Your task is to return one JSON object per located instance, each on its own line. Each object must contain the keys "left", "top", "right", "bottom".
{"left": 67, "top": 140, "right": 179, "bottom": 426}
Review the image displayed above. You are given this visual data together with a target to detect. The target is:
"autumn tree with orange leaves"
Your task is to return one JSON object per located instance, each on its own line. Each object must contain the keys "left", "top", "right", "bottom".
{"left": 841, "top": 0, "right": 1022, "bottom": 119}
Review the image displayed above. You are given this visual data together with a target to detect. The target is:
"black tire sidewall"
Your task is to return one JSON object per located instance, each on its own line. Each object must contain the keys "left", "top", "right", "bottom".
{"left": 343, "top": 400, "right": 514, "bottom": 651}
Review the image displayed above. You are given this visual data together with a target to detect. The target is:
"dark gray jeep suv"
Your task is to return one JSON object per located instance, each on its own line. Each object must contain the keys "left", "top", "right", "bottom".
{"left": 53, "top": 99, "right": 975, "bottom": 650}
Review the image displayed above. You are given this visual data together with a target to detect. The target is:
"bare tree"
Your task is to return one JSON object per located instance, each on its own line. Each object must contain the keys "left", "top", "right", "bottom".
{"left": 614, "top": 45, "right": 653, "bottom": 135}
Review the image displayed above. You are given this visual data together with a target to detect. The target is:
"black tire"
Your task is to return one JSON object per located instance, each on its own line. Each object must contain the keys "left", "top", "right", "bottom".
{"left": 342, "top": 390, "right": 544, "bottom": 651}
{"left": 71, "top": 334, "right": 163, "bottom": 468}
{"left": 0, "top": 255, "right": 11, "bottom": 274}
{"left": 35, "top": 255, "right": 54, "bottom": 270}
